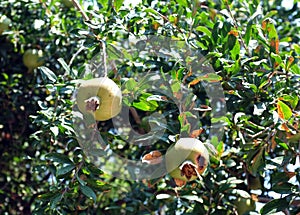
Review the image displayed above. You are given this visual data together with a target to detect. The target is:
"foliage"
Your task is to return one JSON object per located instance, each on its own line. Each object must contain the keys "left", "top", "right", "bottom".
{"left": 0, "top": 0, "right": 299, "bottom": 214}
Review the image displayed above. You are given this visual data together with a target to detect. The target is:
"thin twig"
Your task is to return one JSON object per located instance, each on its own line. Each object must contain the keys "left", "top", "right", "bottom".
{"left": 101, "top": 41, "right": 108, "bottom": 77}
{"left": 69, "top": 46, "right": 85, "bottom": 67}
{"left": 155, "top": 11, "right": 183, "bottom": 34}
{"left": 188, "top": 0, "right": 198, "bottom": 39}
{"left": 71, "top": 0, "right": 89, "bottom": 21}
{"left": 225, "top": 1, "right": 250, "bottom": 56}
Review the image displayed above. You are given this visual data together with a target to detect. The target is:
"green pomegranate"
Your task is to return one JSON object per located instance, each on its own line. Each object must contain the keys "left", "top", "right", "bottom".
{"left": 23, "top": 49, "right": 44, "bottom": 70}
{"left": 234, "top": 197, "right": 256, "bottom": 215}
{"left": 0, "top": 15, "right": 11, "bottom": 35}
{"left": 165, "top": 138, "right": 209, "bottom": 183}
{"left": 76, "top": 77, "right": 122, "bottom": 121}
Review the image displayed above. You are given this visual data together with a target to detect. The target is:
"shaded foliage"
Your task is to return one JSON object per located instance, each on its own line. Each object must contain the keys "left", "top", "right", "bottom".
{"left": 0, "top": 0, "right": 299, "bottom": 214}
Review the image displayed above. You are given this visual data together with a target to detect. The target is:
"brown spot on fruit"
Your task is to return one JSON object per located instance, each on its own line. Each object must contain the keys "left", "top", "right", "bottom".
{"left": 85, "top": 96, "right": 100, "bottom": 112}
{"left": 165, "top": 138, "right": 210, "bottom": 186}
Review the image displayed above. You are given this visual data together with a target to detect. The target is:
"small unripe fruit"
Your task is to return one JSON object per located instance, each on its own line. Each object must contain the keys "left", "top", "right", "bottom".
{"left": 23, "top": 49, "right": 44, "bottom": 70}
{"left": 234, "top": 197, "right": 256, "bottom": 215}
{"left": 0, "top": 15, "right": 11, "bottom": 35}
{"left": 165, "top": 138, "right": 209, "bottom": 183}
{"left": 76, "top": 77, "right": 122, "bottom": 121}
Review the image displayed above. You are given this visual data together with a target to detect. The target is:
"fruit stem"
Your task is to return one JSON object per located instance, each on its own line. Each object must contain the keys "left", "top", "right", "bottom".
{"left": 101, "top": 40, "right": 108, "bottom": 78}
{"left": 85, "top": 96, "right": 101, "bottom": 112}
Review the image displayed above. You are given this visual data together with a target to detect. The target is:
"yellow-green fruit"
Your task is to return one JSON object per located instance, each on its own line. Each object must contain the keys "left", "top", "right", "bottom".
{"left": 234, "top": 197, "right": 256, "bottom": 215}
{"left": 165, "top": 138, "right": 209, "bottom": 182}
{"left": 0, "top": 15, "right": 11, "bottom": 34}
{"left": 76, "top": 77, "right": 122, "bottom": 121}
{"left": 23, "top": 49, "right": 44, "bottom": 70}
{"left": 61, "top": 0, "right": 73, "bottom": 8}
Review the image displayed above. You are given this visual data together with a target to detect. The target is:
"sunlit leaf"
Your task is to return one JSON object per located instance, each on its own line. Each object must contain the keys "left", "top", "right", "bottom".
{"left": 277, "top": 100, "right": 292, "bottom": 120}
{"left": 196, "top": 26, "right": 212, "bottom": 37}
{"left": 113, "top": 0, "right": 124, "bottom": 11}
{"left": 39, "top": 66, "right": 57, "bottom": 83}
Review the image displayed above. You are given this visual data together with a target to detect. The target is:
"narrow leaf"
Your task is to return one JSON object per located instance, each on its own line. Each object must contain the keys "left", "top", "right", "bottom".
{"left": 80, "top": 185, "right": 97, "bottom": 202}
{"left": 45, "top": 153, "right": 73, "bottom": 164}
{"left": 260, "top": 196, "right": 292, "bottom": 215}
{"left": 56, "top": 164, "right": 75, "bottom": 177}
{"left": 57, "top": 58, "right": 74, "bottom": 77}
{"left": 50, "top": 193, "right": 62, "bottom": 209}
{"left": 196, "top": 26, "right": 212, "bottom": 37}
{"left": 39, "top": 66, "right": 57, "bottom": 83}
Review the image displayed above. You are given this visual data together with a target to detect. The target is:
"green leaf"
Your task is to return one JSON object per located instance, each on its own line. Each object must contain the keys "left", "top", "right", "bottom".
{"left": 290, "top": 64, "right": 300, "bottom": 74}
{"left": 39, "top": 66, "right": 57, "bottom": 83}
{"left": 76, "top": 174, "right": 87, "bottom": 186}
{"left": 277, "top": 100, "right": 292, "bottom": 120}
{"left": 57, "top": 58, "right": 75, "bottom": 77}
{"left": 260, "top": 195, "right": 293, "bottom": 215}
{"left": 80, "top": 185, "right": 97, "bottom": 202}
{"left": 245, "top": 7, "right": 262, "bottom": 45}
{"left": 272, "top": 182, "right": 294, "bottom": 194}
{"left": 176, "top": 0, "right": 188, "bottom": 7}
{"left": 132, "top": 93, "right": 158, "bottom": 111}
{"left": 292, "top": 44, "right": 300, "bottom": 55}
{"left": 227, "top": 34, "right": 237, "bottom": 51}
{"left": 280, "top": 94, "right": 298, "bottom": 109}
{"left": 190, "top": 73, "right": 222, "bottom": 84}
{"left": 180, "top": 123, "right": 191, "bottom": 134}
{"left": 124, "top": 78, "right": 137, "bottom": 91}
{"left": 45, "top": 153, "right": 73, "bottom": 165}
{"left": 113, "top": 0, "right": 124, "bottom": 11}
{"left": 171, "top": 81, "right": 181, "bottom": 93}
{"left": 133, "top": 101, "right": 158, "bottom": 111}
{"left": 216, "top": 141, "right": 224, "bottom": 154}
{"left": 56, "top": 164, "right": 75, "bottom": 177}
{"left": 263, "top": 18, "right": 278, "bottom": 39}
{"left": 50, "top": 193, "right": 62, "bottom": 209}
{"left": 230, "top": 38, "right": 241, "bottom": 61}
{"left": 196, "top": 26, "right": 212, "bottom": 38}
{"left": 264, "top": 10, "right": 277, "bottom": 19}
{"left": 144, "top": 8, "right": 159, "bottom": 16}
{"left": 270, "top": 53, "right": 283, "bottom": 67}
{"left": 248, "top": 147, "right": 265, "bottom": 176}
{"left": 37, "top": 192, "right": 57, "bottom": 200}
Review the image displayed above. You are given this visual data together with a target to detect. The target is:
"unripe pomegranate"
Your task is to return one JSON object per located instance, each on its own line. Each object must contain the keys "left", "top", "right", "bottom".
{"left": 23, "top": 49, "right": 44, "bottom": 70}
{"left": 0, "top": 15, "right": 11, "bottom": 35}
{"left": 165, "top": 138, "right": 209, "bottom": 183}
{"left": 76, "top": 77, "right": 122, "bottom": 121}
